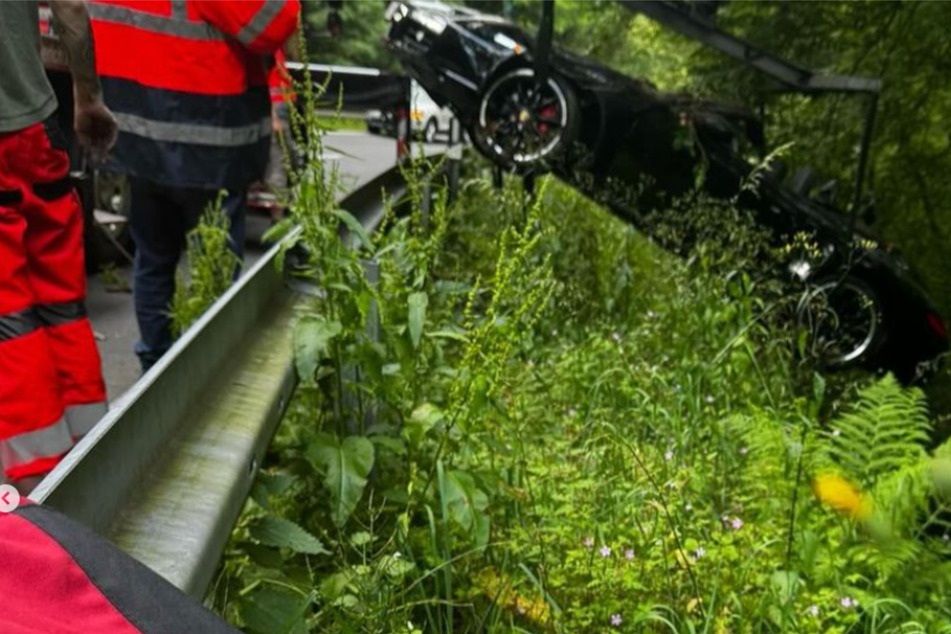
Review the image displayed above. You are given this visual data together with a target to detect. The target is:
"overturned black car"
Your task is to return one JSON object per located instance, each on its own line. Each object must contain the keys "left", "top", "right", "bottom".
{"left": 384, "top": 0, "right": 948, "bottom": 381}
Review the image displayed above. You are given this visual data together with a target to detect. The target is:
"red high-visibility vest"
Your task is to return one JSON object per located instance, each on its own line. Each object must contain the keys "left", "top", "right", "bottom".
{"left": 269, "top": 49, "right": 296, "bottom": 104}
{"left": 88, "top": 0, "right": 300, "bottom": 190}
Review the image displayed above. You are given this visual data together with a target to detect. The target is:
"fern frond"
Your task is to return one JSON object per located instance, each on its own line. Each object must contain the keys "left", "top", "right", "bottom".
{"left": 821, "top": 376, "right": 931, "bottom": 488}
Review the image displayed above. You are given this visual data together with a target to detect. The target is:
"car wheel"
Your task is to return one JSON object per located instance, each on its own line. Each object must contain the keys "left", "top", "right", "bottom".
{"left": 475, "top": 67, "right": 579, "bottom": 169}
{"left": 423, "top": 118, "right": 438, "bottom": 143}
{"left": 796, "top": 275, "right": 882, "bottom": 368}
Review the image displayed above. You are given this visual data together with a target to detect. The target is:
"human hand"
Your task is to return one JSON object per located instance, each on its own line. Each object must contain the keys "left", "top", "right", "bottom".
{"left": 74, "top": 98, "right": 118, "bottom": 163}
{"left": 272, "top": 106, "right": 287, "bottom": 133}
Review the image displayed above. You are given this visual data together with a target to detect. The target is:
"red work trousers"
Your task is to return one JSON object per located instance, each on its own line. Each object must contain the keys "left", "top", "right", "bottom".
{"left": 0, "top": 120, "right": 107, "bottom": 481}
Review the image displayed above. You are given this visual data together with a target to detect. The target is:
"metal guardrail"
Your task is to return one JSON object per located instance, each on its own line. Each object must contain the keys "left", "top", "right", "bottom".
{"left": 32, "top": 165, "right": 408, "bottom": 599}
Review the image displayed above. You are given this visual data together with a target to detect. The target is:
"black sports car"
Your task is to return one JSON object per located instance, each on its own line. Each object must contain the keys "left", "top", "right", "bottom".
{"left": 384, "top": 0, "right": 948, "bottom": 380}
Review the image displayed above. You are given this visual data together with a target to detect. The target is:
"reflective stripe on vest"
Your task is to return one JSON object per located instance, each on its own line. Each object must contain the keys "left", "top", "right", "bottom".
{"left": 86, "top": 2, "right": 224, "bottom": 41}
{"left": 65, "top": 402, "right": 108, "bottom": 438}
{"left": 236, "top": 0, "right": 289, "bottom": 47}
{"left": 0, "top": 416, "right": 73, "bottom": 473}
{"left": 114, "top": 112, "right": 271, "bottom": 148}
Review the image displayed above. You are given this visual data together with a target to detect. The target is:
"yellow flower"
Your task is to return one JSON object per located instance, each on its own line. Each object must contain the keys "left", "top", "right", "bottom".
{"left": 473, "top": 567, "right": 552, "bottom": 627}
{"left": 812, "top": 473, "right": 872, "bottom": 520}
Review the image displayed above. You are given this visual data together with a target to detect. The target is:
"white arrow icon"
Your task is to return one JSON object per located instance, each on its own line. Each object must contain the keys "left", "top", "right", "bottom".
{"left": 0, "top": 484, "right": 20, "bottom": 513}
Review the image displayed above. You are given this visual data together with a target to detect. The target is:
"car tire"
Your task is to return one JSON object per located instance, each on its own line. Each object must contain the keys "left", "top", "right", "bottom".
{"left": 796, "top": 274, "right": 883, "bottom": 369}
{"left": 423, "top": 118, "right": 438, "bottom": 143}
{"left": 474, "top": 67, "right": 579, "bottom": 170}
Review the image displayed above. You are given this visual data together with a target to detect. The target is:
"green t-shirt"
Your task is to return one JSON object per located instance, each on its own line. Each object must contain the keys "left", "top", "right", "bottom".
{"left": 0, "top": 1, "right": 57, "bottom": 133}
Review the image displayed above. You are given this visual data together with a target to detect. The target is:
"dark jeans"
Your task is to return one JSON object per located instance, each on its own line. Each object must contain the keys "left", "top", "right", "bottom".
{"left": 129, "top": 178, "right": 246, "bottom": 371}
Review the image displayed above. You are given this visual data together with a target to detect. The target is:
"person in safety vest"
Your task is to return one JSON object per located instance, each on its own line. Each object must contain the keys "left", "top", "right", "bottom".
{"left": 0, "top": 0, "right": 116, "bottom": 488}
{"left": 250, "top": 45, "right": 299, "bottom": 221}
{"left": 88, "top": 0, "right": 301, "bottom": 370}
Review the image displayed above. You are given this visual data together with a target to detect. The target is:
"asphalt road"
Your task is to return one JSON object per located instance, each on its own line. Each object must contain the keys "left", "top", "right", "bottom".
{"left": 87, "top": 132, "right": 431, "bottom": 401}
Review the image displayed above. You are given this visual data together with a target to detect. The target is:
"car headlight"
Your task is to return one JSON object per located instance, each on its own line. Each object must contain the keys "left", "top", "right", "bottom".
{"left": 385, "top": 2, "right": 409, "bottom": 22}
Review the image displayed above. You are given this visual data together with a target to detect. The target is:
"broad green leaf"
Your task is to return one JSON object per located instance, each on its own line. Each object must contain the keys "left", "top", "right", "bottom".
{"left": 250, "top": 481, "right": 271, "bottom": 510}
{"left": 241, "top": 585, "right": 310, "bottom": 634}
{"left": 441, "top": 469, "right": 489, "bottom": 533}
{"left": 249, "top": 516, "right": 328, "bottom": 555}
{"left": 307, "top": 434, "right": 375, "bottom": 527}
{"left": 332, "top": 207, "right": 372, "bottom": 250}
{"left": 404, "top": 403, "right": 443, "bottom": 447}
{"left": 243, "top": 543, "right": 283, "bottom": 570}
{"left": 407, "top": 291, "right": 428, "bottom": 349}
{"left": 770, "top": 570, "right": 801, "bottom": 604}
{"left": 293, "top": 317, "right": 342, "bottom": 381}
{"left": 319, "top": 571, "right": 352, "bottom": 601}
{"left": 370, "top": 434, "right": 406, "bottom": 456}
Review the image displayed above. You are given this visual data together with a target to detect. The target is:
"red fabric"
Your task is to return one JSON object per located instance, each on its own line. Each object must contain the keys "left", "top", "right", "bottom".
{"left": 269, "top": 49, "right": 295, "bottom": 103}
{"left": 0, "top": 511, "right": 142, "bottom": 634}
{"left": 0, "top": 123, "right": 105, "bottom": 478}
{"left": 92, "top": 0, "right": 299, "bottom": 95}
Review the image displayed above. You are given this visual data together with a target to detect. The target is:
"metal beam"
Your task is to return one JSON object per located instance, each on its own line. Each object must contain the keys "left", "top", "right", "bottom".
{"left": 32, "top": 165, "right": 408, "bottom": 598}
{"left": 620, "top": 1, "right": 881, "bottom": 94}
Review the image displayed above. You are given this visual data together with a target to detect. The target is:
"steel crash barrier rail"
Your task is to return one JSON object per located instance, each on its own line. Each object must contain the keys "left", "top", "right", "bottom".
{"left": 29, "top": 57, "right": 462, "bottom": 602}
{"left": 32, "top": 164, "right": 409, "bottom": 599}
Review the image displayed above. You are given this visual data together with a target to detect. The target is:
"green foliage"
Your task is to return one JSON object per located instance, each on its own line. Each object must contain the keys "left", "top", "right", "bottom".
{"left": 169, "top": 192, "right": 239, "bottom": 337}
{"left": 304, "top": 1, "right": 397, "bottom": 71}
{"left": 249, "top": 516, "right": 328, "bottom": 556}
{"left": 308, "top": 434, "right": 375, "bottom": 528}
{"left": 820, "top": 376, "right": 931, "bottom": 488}
{"left": 209, "top": 24, "right": 951, "bottom": 633}
{"left": 294, "top": 316, "right": 342, "bottom": 381}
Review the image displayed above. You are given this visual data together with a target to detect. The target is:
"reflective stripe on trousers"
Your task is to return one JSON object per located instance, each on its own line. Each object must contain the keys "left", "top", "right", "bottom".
{"left": 0, "top": 417, "right": 73, "bottom": 479}
{"left": 65, "top": 402, "right": 108, "bottom": 438}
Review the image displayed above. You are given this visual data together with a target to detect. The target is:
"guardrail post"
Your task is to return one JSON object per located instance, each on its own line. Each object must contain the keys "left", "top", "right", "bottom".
{"left": 396, "top": 76, "right": 412, "bottom": 163}
{"left": 447, "top": 118, "right": 463, "bottom": 203}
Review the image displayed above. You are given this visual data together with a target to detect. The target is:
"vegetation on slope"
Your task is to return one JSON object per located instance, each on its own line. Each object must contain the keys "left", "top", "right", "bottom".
{"left": 193, "top": 83, "right": 951, "bottom": 631}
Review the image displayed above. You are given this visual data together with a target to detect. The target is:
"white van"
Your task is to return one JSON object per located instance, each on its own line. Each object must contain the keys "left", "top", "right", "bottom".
{"left": 410, "top": 80, "right": 455, "bottom": 142}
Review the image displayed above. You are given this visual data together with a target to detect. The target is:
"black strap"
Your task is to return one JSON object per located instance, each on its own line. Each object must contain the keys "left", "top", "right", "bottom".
{"left": 0, "top": 308, "right": 41, "bottom": 342}
{"left": 33, "top": 178, "right": 73, "bottom": 202}
{"left": 35, "top": 301, "right": 87, "bottom": 327}
{"left": 0, "top": 189, "right": 22, "bottom": 206}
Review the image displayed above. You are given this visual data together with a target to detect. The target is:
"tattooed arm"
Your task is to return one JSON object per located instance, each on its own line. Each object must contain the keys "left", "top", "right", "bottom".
{"left": 49, "top": 0, "right": 100, "bottom": 102}
{"left": 48, "top": 0, "right": 117, "bottom": 156}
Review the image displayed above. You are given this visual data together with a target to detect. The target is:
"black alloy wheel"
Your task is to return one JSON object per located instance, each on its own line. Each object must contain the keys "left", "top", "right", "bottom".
{"left": 797, "top": 276, "right": 882, "bottom": 368}
{"left": 476, "top": 67, "right": 578, "bottom": 169}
